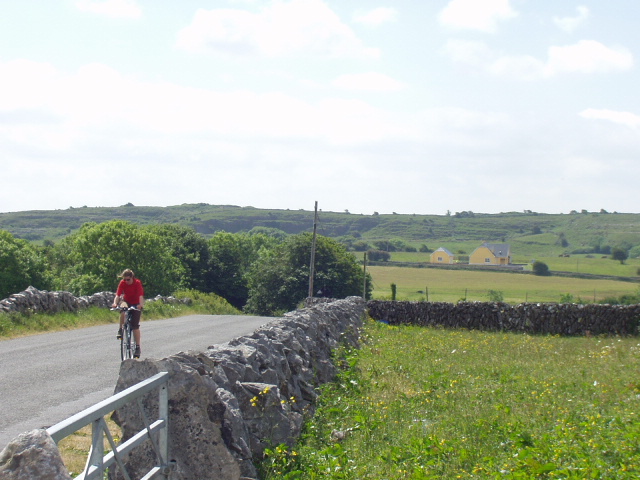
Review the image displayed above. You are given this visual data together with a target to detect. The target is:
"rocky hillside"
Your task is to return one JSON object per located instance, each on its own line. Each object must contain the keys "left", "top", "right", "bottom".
{"left": 2, "top": 204, "right": 639, "bottom": 258}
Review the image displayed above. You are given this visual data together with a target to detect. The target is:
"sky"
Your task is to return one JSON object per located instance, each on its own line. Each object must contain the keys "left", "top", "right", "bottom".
{"left": 1, "top": 0, "right": 639, "bottom": 216}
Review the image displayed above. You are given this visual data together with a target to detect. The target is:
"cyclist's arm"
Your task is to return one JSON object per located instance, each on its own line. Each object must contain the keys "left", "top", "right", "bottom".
{"left": 138, "top": 295, "right": 145, "bottom": 310}
{"left": 113, "top": 280, "right": 125, "bottom": 308}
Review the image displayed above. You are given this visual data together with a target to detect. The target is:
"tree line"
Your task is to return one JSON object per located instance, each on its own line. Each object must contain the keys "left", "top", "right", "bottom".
{"left": 0, "top": 221, "right": 371, "bottom": 316}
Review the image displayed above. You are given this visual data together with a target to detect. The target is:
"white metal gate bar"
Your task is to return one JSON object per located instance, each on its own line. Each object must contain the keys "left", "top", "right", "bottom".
{"left": 46, "top": 371, "right": 173, "bottom": 480}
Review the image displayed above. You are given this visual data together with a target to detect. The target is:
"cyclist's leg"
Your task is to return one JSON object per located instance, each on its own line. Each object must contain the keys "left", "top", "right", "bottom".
{"left": 117, "top": 302, "right": 128, "bottom": 332}
{"left": 131, "top": 308, "right": 142, "bottom": 357}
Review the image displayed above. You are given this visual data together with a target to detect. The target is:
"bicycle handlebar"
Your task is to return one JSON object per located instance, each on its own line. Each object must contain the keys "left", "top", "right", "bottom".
{"left": 110, "top": 306, "right": 140, "bottom": 311}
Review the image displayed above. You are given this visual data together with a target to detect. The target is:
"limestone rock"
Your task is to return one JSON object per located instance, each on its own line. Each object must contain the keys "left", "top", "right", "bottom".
{"left": 0, "top": 430, "right": 71, "bottom": 480}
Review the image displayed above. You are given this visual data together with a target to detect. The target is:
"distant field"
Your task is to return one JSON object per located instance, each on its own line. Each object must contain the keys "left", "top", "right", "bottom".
{"left": 525, "top": 255, "right": 640, "bottom": 277}
{"left": 368, "top": 265, "right": 640, "bottom": 303}
{"left": 389, "top": 252, "right": 640, "bottom": 278}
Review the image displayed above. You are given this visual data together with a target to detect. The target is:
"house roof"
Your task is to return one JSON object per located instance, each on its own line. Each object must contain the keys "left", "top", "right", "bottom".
{"left": 478, "top": 242, "right": 511, "bottom": 258}
{"left": 433, "top": 247, "right": 455, "bottom": 256}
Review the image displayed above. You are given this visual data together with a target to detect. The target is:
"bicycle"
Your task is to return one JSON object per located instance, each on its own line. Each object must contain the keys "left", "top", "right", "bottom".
{"left": 112, "top": 305, "right": 139, "bottom": 360}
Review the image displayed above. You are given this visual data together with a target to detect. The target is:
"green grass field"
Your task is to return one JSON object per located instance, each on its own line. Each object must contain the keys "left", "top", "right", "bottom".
{"left": 258, "top": 319, "right": 640, "bottom": 479}
{"left": 368, "top": 265, "right": 640, "bottom": 303}
{"left": 389, "top": 252, "right": 640, "bottom": 278}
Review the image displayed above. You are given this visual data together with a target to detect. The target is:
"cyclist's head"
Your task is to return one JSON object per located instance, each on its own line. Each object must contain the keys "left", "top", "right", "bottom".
{"left": 119, "top": 268, "right": 135, "bottom": 280}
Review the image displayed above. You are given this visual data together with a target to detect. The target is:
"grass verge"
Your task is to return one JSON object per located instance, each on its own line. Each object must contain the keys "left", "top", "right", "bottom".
{"left": 257, "top": 318, "right": 640, "bottom": 479}
{"left": 57, "top": 416, "right": 122, "bottom": 476}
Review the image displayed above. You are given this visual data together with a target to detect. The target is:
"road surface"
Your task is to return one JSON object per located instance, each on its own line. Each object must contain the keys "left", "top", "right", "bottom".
{"left": 0, "top": 314, "right": 276, "bottom": 447}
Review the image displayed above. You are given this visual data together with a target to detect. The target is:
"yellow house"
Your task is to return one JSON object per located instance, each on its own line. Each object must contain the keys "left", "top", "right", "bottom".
{"left": 430, "top": 247, "right": 455, "bottom": 264}
{"left": 469, "top": 243, "right": 511, "bottom": 266}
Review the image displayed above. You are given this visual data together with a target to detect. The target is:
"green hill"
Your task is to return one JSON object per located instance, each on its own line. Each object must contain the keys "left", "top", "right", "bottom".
{"left": 2, "top": 204, "right": 640, "bottom": 260}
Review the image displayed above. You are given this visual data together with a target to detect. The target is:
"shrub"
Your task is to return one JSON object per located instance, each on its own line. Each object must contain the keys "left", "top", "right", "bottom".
{"left": 367, "top": 249, "right": 391, "bottom": 262}
{"left": 559, "top": 293, "right": 574, "bottom": 303}
{"left": 487, "top": 289, "right": 504, "bottom": 302}
{"left": 532, "top": 261, "right": 550, "bottom": 276}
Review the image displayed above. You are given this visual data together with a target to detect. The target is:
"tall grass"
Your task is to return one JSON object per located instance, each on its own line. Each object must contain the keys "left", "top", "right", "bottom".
{"left": 258, "top": 319, "right": 640, "bottom": 479}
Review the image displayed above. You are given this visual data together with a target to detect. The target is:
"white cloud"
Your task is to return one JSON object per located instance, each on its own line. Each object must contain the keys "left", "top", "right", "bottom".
{"left": 562, "top": 156, "right": 609, "bottom": 177}
{"left": 353, "top": 7, "right": 398, "bottom": 27}
{"left": 2, "top": 54, "right": 639, "bottom": 215}
{"left": 0, "top": 59, "right": 407, "bottom": 153}
{"left": 580, "top": 108, "right": 640, "bottom": 129}
{"left": 443, "top": 39, "right": 494, "bottom": 67}
{"left": 332, "top": 72, "right": 406, "bottom": 92}
{"left": 176, "top": 0, "right": 379, "bottom": 59}
{"left": 545, "top": 40, "right": 633, "bottom": 75}
{"left": 438, "top": 0, "right": 517, "bottom": 33}
{"left": 487, "top": 54, "right": 545, "bottom": 80}
{"left": 444, "top": 39, "right": 633, "bottom": 79}
{"left": 75, "top": 0, "right": 142, "bottom": 19}
{"left": 553, "top": 6, "right": 589, "bottom": 33}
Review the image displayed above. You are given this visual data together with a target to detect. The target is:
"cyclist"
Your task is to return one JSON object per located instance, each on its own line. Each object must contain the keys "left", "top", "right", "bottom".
{"left": 112, "top": 268, "right": 145, "bottom": 358}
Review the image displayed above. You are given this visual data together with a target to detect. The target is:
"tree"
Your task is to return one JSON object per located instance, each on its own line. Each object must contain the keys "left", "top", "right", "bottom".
{"left": 628, "top": 244, "right": 640, "bottom": 259}
{"left": 352, "top": 241, "right": 370, "bottom": 252}
{"left": 247, "top": 226, "right": 288, "bottom": 241}
{"left": 532, "top": 261, "right": 550, "bottom": 276}
{"left": 0, "top": 230, "right": 50, "bottom": 299}
{"left": 367, "top": 249, "right": 391, "bottom": 262}
{"left": 611, "top": 247, "right": 629, "bottom": 265}
{"left": 245, "top": 233, "right": 371, "bottom": 315}
{"left": 145, "top": 224, "right": 211, "bottom": 291}
{"left": 373, "top": 240, "right": 396, "bottom": 252}
{"left": 208, "top": 232, "right": 280, "bottom": 309}
{"left": 52, "top": 221, "right": 184, "bottom": 296}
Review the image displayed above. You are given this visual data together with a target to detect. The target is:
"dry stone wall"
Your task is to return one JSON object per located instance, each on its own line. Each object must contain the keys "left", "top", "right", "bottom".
{"left": 0, "top": 297, "right": 365, "bottom": 480}
{"left": 0, "top": 286, "right": 189, "bottom": 315}
{"left": 367, "top": 300, "right": 640, "bottom": 336}
{"left": 111, "top": 297, "right": 364, "bottom": 479}
{"left": 0, "top": 286, "right": 114, "bottom": 314}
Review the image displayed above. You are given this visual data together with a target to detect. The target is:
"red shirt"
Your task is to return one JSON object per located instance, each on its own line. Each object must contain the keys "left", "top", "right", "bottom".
{"left": 116, "top": 278, "right": 144, "bottom": 305}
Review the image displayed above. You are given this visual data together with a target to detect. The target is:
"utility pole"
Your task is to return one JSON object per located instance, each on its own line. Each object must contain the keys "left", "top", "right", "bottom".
{"left": 362, "top": 251, "right": 367, "bottom": 300}
{"left": 308, "top": 201, "right": 318, "bottom": 299}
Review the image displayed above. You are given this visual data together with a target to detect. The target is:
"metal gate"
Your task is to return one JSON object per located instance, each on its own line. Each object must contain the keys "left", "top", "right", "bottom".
{"left": 47, "top": 371, "right": 175, "bottom": 480}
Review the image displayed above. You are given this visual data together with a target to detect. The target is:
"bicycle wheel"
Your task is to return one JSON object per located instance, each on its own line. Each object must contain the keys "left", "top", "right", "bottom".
{"left": 130, "top": 328, "right": 138, "bottom": 359}
{"left": 120, "top": 322, "right": 129, "bottom": 361}
{"left": 121, "top": 311, "right": 134, "bottom": 360}
{"left": 126, "top": 325, "right": 135, "bottom": 359}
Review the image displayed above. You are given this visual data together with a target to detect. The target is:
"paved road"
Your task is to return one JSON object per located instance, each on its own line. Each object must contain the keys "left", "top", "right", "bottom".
{"left": 0, "top": 314, "right": 276, "bottom": 447}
